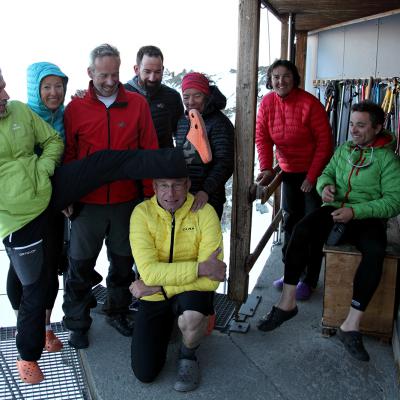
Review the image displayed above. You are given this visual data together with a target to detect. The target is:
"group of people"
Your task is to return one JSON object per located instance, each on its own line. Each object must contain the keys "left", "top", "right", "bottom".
{"left": 0, "top": 43, "right": 233, "bottom": 390}
{"left": 255, "top": 59, "right": 400, "bottom": 362}
{"left": 1, "top": 47, "right": 399, "bottom": 392}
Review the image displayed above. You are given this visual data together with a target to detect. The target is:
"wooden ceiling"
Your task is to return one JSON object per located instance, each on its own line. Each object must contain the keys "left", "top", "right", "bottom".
{"left": 261, "top": 0, "right": 400, "bottom": 32}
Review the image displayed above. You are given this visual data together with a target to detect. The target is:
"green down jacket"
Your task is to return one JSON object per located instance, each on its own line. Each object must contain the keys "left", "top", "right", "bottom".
{"left": 316, "top": 132, "right": 400, "bottom": 219}
{"left": 0, "top": 101, "right": 64, "bottom": 239}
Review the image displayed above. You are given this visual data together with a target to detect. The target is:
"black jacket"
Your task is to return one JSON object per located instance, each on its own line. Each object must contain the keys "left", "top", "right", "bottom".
{"left": 175, "top": 86, "right": 234, "bottom": 213}
{"left": 124, "top": 77, "right": 183, "bottom": 148}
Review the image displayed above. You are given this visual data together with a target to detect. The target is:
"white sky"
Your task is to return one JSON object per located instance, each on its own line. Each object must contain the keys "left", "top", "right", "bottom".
{"left": 2, "top": 0, "right": 281, "bottom": 101}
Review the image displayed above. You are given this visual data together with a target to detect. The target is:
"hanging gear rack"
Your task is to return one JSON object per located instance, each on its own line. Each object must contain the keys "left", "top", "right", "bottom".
{"left": 314, "top": 77, "right": 400, "bottom": 150}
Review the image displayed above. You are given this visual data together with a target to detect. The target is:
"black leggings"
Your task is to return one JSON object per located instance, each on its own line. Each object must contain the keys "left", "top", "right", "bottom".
{"left": 131, "top": 291, "right": 214, "bottom": 383}
{"left": 4, "top": 148, "right": 186, "bottom": 361}
{"left": 7, "top": 210, "right": 64, "bottom": 311}
{"left": 281, "top": 172, "right": 322, "bottom": 287}
{"left": 283, "top": 206, "right": 387, "bottom": 311}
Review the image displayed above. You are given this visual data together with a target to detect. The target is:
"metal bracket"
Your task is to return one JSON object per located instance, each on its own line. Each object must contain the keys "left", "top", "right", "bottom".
{"left": 238, "top": 294, "right": 262, "bottom": 317}
{"left": 235, "top": 313, "right": 247, "bottom": 322}
{"left": 228, "top": 320, "right": 250, "bottom": 333}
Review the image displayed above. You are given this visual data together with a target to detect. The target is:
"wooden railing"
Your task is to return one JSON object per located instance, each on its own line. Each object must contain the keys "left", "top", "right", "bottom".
{"left": 246, "top": 165, "right": 283, "bottom": 274}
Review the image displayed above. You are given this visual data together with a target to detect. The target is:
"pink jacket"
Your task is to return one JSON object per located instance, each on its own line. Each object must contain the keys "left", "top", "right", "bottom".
{"left": 256, "top": 88, "right": 333, "bottom": 184}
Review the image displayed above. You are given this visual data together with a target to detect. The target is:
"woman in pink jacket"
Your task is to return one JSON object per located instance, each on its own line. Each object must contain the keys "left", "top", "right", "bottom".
{"left": 255, "top": 59, "right": 333, "bottom": 299}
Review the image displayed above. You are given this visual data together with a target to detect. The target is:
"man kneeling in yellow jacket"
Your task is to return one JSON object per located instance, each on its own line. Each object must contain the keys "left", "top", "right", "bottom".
{"left": 129, "top": 167, "right": 226, "bottom": 392}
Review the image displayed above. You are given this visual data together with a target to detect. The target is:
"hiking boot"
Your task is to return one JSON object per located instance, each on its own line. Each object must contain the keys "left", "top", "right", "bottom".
{"left": 68, "top": 330, "right": 89, "bottom": 349}
{"left": 174, "top": 358, "right": 200, "bottom": 392}
{"left": 296, "top": 282, "right": 312, "bottom": 301}
{"left": 187, "top": 109, "right": 212, "bottom": 164}
{"left": 257, "top": 305, "right": 298, "bottom": 332}
{"left": 44, "top": 330, "right": 63, "bottom": 352}
{"left": 16, "top": 359, "right": 44, "bottom": 384}
{"left": 272, "top": 276, "right": 284, "bottom": 290}
{"left": 337, "top": 328, "right": 370, "bottom": 362}
{"left": 106, "top": 314, "right": 133, "bottom": 337}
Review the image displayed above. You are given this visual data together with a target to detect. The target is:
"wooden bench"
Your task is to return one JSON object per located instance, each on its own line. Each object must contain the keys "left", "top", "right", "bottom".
{"left": 322, "top": 218, "right": 400, "bottom": 340}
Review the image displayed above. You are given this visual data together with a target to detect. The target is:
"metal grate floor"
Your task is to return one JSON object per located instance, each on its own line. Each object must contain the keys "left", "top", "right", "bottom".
{"left": 93, "top": 284, "right": 236, "bottom": 331}
{"left": 0, "top": 322, "right": 91, "bottom": 400}
{"left": 214, "top": 293, "right": 236, "bottom": 330}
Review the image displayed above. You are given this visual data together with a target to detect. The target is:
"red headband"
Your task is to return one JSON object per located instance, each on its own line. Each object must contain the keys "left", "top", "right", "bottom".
{"left": 182, "top": 72, "right": 210, "bottom": 95}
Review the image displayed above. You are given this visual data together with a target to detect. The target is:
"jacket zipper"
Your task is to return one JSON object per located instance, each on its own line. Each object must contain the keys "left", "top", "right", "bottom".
{"left": 168, "top": 214, "right": 175, "bottom": 263}
{"left": 107, "top": 108, "right": 111, "bottom": 203}
{"left": 342, "top": 149, "right": 363, "bottom": 206}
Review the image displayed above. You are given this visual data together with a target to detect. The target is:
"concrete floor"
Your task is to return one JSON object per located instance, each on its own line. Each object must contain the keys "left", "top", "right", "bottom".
{"left": 81, "top": 244, "right": 400, "bottom": 400}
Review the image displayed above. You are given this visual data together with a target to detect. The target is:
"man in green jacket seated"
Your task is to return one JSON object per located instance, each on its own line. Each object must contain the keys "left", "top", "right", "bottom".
{"left": 129, "top": 167, "right": 226, "bottom": 392}
{"left": 257, "top": 100, "right": 400, "bottom": 362}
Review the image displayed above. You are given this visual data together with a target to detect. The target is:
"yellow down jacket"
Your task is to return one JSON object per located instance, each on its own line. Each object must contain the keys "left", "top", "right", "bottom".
{"left": 129, "top": 193, "right": 223, "bottom": 301}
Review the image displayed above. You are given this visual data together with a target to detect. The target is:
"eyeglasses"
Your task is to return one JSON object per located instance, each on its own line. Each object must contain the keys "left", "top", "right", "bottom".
{"left": 156, "top": 182, "right": 186, "bottom": 192}
{"left": 347, "top": 146, "right": 374, "bottom": 168}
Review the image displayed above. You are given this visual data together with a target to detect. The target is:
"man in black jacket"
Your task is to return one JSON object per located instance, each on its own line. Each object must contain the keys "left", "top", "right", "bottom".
{"left": 124, "top": 45, "right": 183, "bottom": 148}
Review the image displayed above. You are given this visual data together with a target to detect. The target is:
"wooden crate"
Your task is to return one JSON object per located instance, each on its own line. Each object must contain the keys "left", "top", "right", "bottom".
{"left": 322, "top": 250, "right": 398, "bottom": 339}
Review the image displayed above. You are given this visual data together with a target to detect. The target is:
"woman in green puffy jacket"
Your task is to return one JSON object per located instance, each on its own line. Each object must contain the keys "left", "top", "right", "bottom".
{"left": 256, "top": 101, "right": 400, "bottom": 363}
{"left": 6, "top": 62, "right": 69, "bottom": 357}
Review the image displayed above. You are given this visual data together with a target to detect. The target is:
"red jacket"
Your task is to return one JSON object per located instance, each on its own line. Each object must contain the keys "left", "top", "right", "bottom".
{"left": 255, "top": 88, "right": 333, "bottom": 184}
{"left": 64, "top": 82, "right": 158, "bottom": 204}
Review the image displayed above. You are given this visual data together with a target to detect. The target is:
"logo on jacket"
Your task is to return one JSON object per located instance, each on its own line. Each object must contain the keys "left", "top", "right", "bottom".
{"left": 182, "top": 226, "right": 195, "bottom": 231}
{"left": 118, "top": 121, "right": 127, "bottom": 128}
{"left": 156, "top": 103, "right": 165, "bottom": 109}
{"left": 12, "top": 123, "right": 21, "bottom": 131}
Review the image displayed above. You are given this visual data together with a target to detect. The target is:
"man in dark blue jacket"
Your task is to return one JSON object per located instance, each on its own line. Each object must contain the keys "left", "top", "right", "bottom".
{"left": 124, "top": 45, "right": 183, "bottom": 148}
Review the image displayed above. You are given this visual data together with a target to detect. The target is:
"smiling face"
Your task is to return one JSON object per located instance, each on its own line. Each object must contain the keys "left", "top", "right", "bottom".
{"left": 40, "top": 75, "right": 65, "bottom": 111}
{"left": 350, "top": 111, "right": 382, "bottom": 147}
{"left": 153, "top": 178, "right": 190, "bottom": 213}
{"left": 182, "top": 88, "right": 207, "bottom": 113}
{"left": 0, "top": 70, "right": 10, "bottom": 118}
{"left": 88, "top": 55, "right": 120, "bottom": 97}
{"left": 271, "top": 65, "right": 294, "bottom": 98}
{"left": 135, "top": 55, "right": 163, "bottom": 92}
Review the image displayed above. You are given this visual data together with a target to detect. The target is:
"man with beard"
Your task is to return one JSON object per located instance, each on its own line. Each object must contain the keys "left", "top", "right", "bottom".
{"left": 125, "top": 45, "right": 183, "bottom": 148}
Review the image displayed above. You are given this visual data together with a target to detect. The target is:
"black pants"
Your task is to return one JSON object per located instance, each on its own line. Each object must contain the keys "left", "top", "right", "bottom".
{"left": 4, "top": 148, "right": 186, "bottom": 361}
{"left": 63, "top": 201, "right": 137, "bottom": 332}
{"left": 4, "top": 212, "right": 48, "bottom": 361}
{"left": 131, "top": 291, "right": 214, "bottom": 383}
{"left": 7, "top": 210, "right": 64, "bottom": 311}
{"left": 283, "top": 206, "right": 387, "bottom": 311}
{"left": 281, "top": 172, "right": 322, "bottom": 287}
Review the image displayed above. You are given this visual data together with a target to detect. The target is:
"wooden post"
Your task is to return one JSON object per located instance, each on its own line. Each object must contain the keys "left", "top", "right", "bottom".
{"left": 228, "top": 0, "right": 260, "bottom": 304}
{"left": 280, "top": 14, "right": 288, "bottom": 60}
{"left": 295, "top": 31, "right": 307, "bottom": 89}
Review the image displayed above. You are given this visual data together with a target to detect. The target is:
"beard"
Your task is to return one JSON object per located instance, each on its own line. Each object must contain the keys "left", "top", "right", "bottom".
{"left": 139, "top": 77, "right": 161, "bottom": 95}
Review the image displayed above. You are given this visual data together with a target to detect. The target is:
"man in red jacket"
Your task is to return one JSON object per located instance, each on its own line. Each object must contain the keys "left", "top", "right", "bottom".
{"left": 62, "top": 43, "right": 158, "bottom": 348}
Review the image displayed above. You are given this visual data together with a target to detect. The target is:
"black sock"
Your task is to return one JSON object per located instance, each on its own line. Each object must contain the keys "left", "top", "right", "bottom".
{"left": 179, "top": 343, "right": 199, "bottom": 360}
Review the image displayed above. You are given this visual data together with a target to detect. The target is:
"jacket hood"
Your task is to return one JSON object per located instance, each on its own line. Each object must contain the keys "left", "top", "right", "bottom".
{"left": 126, "top": 75, "right": 146, "bottom": 96}
{"left": 26, "top": 62, "right": 68, "bottom": 139}
{"left": 126, "top": 75, "right": 162, "bottom": 98}
{"left": 203, "top": 86, "right": 227, "bottom": 115}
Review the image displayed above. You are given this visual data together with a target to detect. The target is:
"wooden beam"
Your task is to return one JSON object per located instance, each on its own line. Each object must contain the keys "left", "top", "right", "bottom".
{"left": 246, "top": 209, "right": 283, "bottom": 274}
{"left": 260, "top": 0, "right": 282, "bottom": 22}
{"left": 295, "top": 31, "right": 307, "bottom": 89}
{"left": 229, "top": 0, "right": 260, "bottom": 304}
{"left": 288, "top": 13, "right": 296, "bottom": 61}
{"left": 280, "top": 14, "right": 289, "bottom": 59}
